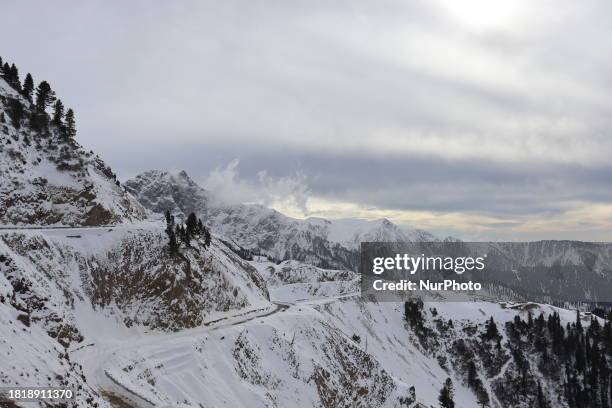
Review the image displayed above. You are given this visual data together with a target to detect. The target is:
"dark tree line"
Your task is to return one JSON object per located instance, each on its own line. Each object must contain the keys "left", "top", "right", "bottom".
{"left": 165, "top": 211, "right": 211, "bottom": 255}
{"left": 505, "top": 310, "right": 612, "bottom": 408}
{"left": 403, "top": 298, "right": 612, "bottom": 407}
{"left": 1, "top": 56, "right": 76, "bottom": 138}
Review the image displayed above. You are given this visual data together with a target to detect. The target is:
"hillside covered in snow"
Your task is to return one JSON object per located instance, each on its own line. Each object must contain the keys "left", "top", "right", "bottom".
{"left": 0, "top": 75, "right": 146, "bottom": 226}
{"left": 1, "top": 57, "right": 611, "bottom": 408}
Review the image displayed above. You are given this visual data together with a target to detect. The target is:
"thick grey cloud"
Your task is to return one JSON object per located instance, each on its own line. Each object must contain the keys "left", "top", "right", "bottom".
{"left": 2, "top": 1, "right": 612, "bottom": 239}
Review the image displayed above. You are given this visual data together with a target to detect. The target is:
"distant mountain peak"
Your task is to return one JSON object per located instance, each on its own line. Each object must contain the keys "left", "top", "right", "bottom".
{"left": 125, "top": 169, "right": 438, "bottom": 270}
{"left": 124, "top": 169, "right": 212, "bottom": 220}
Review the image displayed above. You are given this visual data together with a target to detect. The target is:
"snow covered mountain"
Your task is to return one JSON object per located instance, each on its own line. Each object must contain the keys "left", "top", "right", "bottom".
{"left": 1, "top": 59, "right": 610, "bottom": 408}
{"left": 124, "top": 171, "right": 612, "bottom": 304}
{"left": 0, "top": 66, "right": 270, "bottom": 407}
{"left": 0, "top": 77, "right": 146, "bottom": 226}
{"left": 125, "top": 170, "right": 437, "bottom": 270}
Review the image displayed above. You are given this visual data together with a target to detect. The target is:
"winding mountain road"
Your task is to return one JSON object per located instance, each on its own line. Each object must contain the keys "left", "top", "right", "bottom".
{"left": 74, "top": 301, "right": 293, "bottom": 408}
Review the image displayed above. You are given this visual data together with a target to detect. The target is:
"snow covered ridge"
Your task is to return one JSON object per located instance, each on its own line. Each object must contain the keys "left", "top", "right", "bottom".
{"left": 253, "top": 259, "right": 358, "bottom": 286}
{"left": 0, "top": 225, "right": 270, "bottom": 332}
{"left": 0, "top": 77, "right": 147, "bottom": 226}
{"left": 125, "top": 169, "right": 438, "bottom": 270}
{"left": 250, "top": 258, "right": 360, "bottom": 302}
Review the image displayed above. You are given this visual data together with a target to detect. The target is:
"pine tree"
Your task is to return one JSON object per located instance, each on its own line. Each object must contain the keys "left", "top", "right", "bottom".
{"left": 484, "top": 316, "right": 501, "bottom": 341}
{"left": 22, "top": 73, "right": 34, "bottom": 101}
{"left": 3, "top": 63, "right": 21, "bottom": 90}
{"left": 186, "top": 213, "right": 198, "bottom": 239}
{"left": 513, "top": 346, "right": 530, "bottom": 395}
{"left": 9, "top": 64, "right": 20, "bottom": 88}
{"left": 35, "top": 81, "right": 56, "bottom": 111}
{"left": 52, "top": 99, "right": 65, "bottom": 128}
{"left": 576, "top": 340, "right": 586, "bottom": 373}
{"left": 165, "top": 210, "right": 178, "bottom": 255}
{"left": 404, "top": 299, "right": 424, "bottom": 330}
{"left": 438, "top": 378, "right": 455, "bottom": 408}
{"left": 204, "top": 227, "right": 211, "bottom": 248}
{"left": 1, "top": 63, "right": 9, "bottom": 81}
{"left": 64, "top": 108, "right": 76, "bottom": 138}
{"left": 1, "top": 62, "right": 21, "bottom": 90}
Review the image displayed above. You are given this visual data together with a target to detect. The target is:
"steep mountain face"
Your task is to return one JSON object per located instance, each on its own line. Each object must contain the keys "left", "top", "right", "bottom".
{"left": 125, "top": 170, "right": 437, "bottom": 270}
{"left": 0, "top": 78, "right": 146, "bottom": 226}
{"left": 123, "top": 169, "right": 211, "bottom": 219}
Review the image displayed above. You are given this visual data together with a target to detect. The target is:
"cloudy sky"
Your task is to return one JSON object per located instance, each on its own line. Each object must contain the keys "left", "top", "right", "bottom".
{"left": 3, "top": 0, "right": 612, "bottom": 240}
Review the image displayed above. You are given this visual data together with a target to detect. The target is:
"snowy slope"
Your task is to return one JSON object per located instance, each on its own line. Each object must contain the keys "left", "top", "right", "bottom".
{"left": 0, "top": 222, "right": 273, "bottom": 407}
{"left": 250, "top": 258, "right": 360, "bottom": 302}
{"left": 0, "top": 77, "right": 147, "bottom": 226}
{"left": 78, "top": 293, "right": 603, "bottom": 408}
{"left": 90, "top": 302, "right": 407, "bottom": 408}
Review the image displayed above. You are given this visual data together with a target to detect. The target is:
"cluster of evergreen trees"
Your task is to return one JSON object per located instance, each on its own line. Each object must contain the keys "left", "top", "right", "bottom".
{"left": 403, "top": 298, "right": 612, "bottom": 407}
{"left": 165, "top": 211, "right": 211, "bottom": 255}
{"left": 404, "top": 300, "right": 491, "bottom": 407}
{"left": 0, "top": 56, "right": 75, "bottom": 138}
{"left": 466, "top": 359, "right": 491, "bottom": 407}
{"left": 506, "top": 310, "right": 612, "bottom": 408}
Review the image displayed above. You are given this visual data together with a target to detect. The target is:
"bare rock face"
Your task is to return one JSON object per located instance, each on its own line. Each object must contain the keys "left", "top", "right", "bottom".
{"left": 124, "top": 169, "right": 212, "bottom": 218}
{"left": 0, "top": 78, "right": 147, "bottom": 226}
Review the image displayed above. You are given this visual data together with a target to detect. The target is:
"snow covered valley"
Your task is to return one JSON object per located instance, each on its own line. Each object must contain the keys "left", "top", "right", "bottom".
{"left": 2, "top": 225, "right": 608, "bottom": 408}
